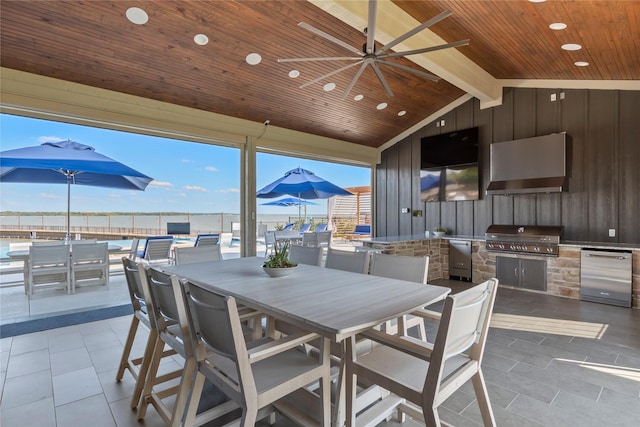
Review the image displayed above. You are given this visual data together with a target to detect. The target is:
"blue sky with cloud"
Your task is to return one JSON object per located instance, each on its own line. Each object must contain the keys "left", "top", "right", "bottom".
{"left": 0, "top": 114, "right": 369, "bottom": 214}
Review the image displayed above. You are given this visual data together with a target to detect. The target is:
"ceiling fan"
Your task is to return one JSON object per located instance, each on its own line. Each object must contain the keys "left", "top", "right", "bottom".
{"left": 277, "top": 0, "right": 469, "bottom": 99}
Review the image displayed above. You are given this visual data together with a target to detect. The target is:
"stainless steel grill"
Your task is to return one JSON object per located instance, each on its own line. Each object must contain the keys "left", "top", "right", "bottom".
{"left": 485, "top": 225, "right": 562, "bottom": 256}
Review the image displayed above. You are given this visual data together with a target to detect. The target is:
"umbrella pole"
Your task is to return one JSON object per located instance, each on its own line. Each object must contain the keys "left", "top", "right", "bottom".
{"left": 66, "top": 176, "right": 71, "bottom": 242}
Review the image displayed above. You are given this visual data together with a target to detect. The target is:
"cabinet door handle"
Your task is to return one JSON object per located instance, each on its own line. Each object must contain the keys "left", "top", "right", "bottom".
{"left": 521, "top": 268, "right": 526, "bottom": 279}
{"left": 514, "top": 267, "right": 519, "bottom": 278}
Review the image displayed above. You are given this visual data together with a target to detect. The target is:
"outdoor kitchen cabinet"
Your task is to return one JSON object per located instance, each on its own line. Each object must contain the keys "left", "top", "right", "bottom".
{"left": 496, "top": 256, "right": 546, "bottom": 291}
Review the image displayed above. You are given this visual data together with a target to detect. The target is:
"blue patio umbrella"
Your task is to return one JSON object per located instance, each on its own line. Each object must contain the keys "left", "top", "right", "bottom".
{"left": 0, "top": 139, "right": 153, "bottom": 241}
{"left": 257, "top": 167, "right": 351, "bottom": 221}
{"left": 261, "top": 197, "right": 318, "bottom": 207}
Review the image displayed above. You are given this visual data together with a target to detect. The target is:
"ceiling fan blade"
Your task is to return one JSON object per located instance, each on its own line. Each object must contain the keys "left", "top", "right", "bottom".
{"left": 298, "top": 22, "right": 364, "bottom": 56}
{"left": 377, "top": 59, "right": 440, "bottom": 81}
{"left": 300, "top": 61, "right": 363, "bottom": 89}
{"left": 341, "top": 62, "right": 369, "bottom": 99}
{"left": 379, "top": 39, "right": 470, "bottom": 59}
{"left": 370, "top": 62, "right": 394, "bottom": 98}
{"left": 365, "top": 0, "right": 378, "bottom": 54}
{"left": 278, "top": 56, "right": 361, "bottom": 63}
{"left": 376, "top": 9, "right": 453, "bottom": 55}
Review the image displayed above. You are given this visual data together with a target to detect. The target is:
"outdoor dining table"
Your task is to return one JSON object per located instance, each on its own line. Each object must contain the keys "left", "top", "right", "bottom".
{"left": 162, "top": 256, "right": 451, "bottom": 425}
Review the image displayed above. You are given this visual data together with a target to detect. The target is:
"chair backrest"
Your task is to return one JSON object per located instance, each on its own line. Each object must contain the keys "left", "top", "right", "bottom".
{"left": 299, "top": 223, "right": 311, "bottom": 233}
{"left": 122, "top": 257, "right": 149, "bottom": 315}
{"left": 128, "top": 237, "right": 140, "bottom": 260}
{"left": 425, "top": 279, "right": 498, "bottom": 399}
{"left": 314, "top": 223, "right": 327, "bottom": 232}
{"left": 71, "top": 241, "right": 108, "bottom": 265}
{"left": 144, "top": 266, "right": 182, "bottom": 334}
{"left": 141, "top": 236, "right": 173, "bottom": 262}
{"left": 194, "top": 233, "right": 220, "bottom": 247}
{"left": 370, "top": 253, "right": 429, "bottom": 284}
{"left": 325, "top": 248, "right": 370, "bottom": 274}
{"left": 179, "top": 280, "right": 248, "bottom": 396}
{"left": 257, "top": 223, "right": 268, "bottom": 237}
{"left": 264, "top": 231, "right": 276, "bottom": 245}
{"left": 29, "top": 243, "right": 70, "bottom": 266}
{"left": 289, "top": 245, "right": 323, "bottom": 267}
{"left": 174, "top": 245, "right": 222, "bottom": 265}
{"left": 301, "top": 232, "right": 318, "bottom": 247}
{"left": 315, "top": 231, "right": 332, "bottom": 247}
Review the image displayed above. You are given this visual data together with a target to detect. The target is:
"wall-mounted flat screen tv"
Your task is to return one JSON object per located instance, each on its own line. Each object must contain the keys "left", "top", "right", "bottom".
{"left": 420, "top": 127, "right": 480, "bottom": 202}
{"left": 421, "top": 127, "right": 479, "bottom": 168}
{"left": 167, "top": 222, "right": 190, "bottom": 235}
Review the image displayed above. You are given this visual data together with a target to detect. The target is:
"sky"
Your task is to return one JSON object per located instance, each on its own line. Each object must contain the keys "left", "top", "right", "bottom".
{"left": 0, "top": 114, "right": 370, "bottom": 215}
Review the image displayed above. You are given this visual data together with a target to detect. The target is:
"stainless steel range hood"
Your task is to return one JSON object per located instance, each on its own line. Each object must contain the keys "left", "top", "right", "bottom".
{"left": 486, "top": 132, "right": 567, "bottom": 195}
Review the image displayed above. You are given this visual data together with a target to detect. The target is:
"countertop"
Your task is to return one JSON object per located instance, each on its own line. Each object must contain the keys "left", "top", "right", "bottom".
{"left": 362, "top": 234, "right": 640, "bottom": 250}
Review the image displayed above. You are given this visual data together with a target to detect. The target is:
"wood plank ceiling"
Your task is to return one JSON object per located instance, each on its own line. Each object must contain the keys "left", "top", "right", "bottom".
{"left": 1, "top": 0, "right": 639, "bottom": 148}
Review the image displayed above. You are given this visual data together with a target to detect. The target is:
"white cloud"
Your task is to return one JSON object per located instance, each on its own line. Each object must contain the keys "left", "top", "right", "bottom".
{"left": 39, "top": 193, "right": 60, "bottom": 199}
{"left": 205, "top": 166, "right": 219, "bottom": 172}
{"left": 178, "top": 193, "right": 187, "bottom": 197}
{"left": 148, "top": 181, "right": 173, "bottom": 189}
{"left": 216, "top": 188, "right": 240, "bottom": 193}
{"left": 184, "top": 185, "right": 207, "bottom": 192}
{"left": 181, "top": 159, "right": 195, "bottom": 164}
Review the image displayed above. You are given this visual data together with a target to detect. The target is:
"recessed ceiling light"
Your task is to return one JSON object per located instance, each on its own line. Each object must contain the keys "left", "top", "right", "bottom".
{"left": 193, "top": 34, "right": 209, "bottom": 46}
{"left": 562, "top": 43, "right": 582, "bottom": 51}
{"left": 528, "top": 0, "right": 546, "bottom": 3}
{"left": 398, "top": 110, "right": 407, "bottom": 116}
{"left": 323, "top": 82, "right": 336, "bottom": 92}
{"left": 376, "top": 102, "right": 388, "bottom": 110}
{"left": 549, "top": 23, "right": 567, "bottom": 30}
{"left": 575, "top": 61, "right": 590, "bottom": 67}
{"left": 354, "top": 94, "right": 364, "bottom": 101}
{"left": 126, "top": 7, "right": 148, "bottom": 25}
{"left": 288, "top": 70, "right": 300, "bottom": 78}
{"left": 245, "top": 53, "right": 262, "bottom": 65}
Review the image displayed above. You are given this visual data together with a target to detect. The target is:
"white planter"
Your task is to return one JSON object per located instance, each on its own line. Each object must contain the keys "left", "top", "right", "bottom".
{"left": 433, "top": 231, "right": 446, "bottom": 237}
{"left": 263, "top": 266, "right": 297, "bottom": 277}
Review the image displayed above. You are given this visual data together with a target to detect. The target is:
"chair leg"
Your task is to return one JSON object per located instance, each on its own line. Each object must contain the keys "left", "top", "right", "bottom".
{"left": 471, "top": 369, "right": 496, "bottom": 427}
{"left": 130, "top": 328, "right": 160, "bottom": 409}
{"left": 136, "top": 334, "right": 165, "bottom": 418}
{"left": 182, "top": 371, "right": 206, "bottom": 427}
{"left": 116, "top": 315, "right": 140, "bottom": 382}
{"left": 169, "top": 357, "right": 198, "bottom": 427}
{"left": 345, "top": 337, "right": 357, "bottom": 427}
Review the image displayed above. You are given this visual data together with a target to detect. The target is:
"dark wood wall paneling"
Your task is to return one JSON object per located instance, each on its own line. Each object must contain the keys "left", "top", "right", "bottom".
{"left": 377, "top": 88, "right": 640, "bottom": 244}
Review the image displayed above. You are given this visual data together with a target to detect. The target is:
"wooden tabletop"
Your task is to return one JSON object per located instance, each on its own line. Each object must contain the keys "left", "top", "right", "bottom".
{"left": 163, "top": 257, "right": 450, "bottom": 342}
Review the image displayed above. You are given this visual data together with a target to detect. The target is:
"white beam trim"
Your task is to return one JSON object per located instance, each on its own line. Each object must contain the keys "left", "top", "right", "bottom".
{"left": 499, "top": 79, "right": 640, "bottom": 90}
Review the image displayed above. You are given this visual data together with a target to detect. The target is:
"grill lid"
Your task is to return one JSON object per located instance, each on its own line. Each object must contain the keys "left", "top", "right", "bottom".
{"left": 486, "top": 225, "right": 562, "bottom": 243}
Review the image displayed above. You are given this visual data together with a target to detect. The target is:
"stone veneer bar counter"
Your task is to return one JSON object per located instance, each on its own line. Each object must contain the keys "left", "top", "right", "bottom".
{"left": 362, "top": 235, "right": 640, "bottom": 309}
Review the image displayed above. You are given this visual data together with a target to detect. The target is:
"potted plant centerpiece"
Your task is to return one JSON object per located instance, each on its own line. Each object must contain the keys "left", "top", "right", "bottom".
{"left": 263, "top": 242, "right": 298, "bottom": 277}
{"left": 433, "top": 225, "right": 447, "bottom": 237}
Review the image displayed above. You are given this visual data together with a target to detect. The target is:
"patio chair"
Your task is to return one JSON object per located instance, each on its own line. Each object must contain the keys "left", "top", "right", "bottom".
{"left": 136, "top": 266, "right": 192, "bottom": 424}
{"left": 27, "top": 243, "right": 71, "bottom": 298}
{"left": 315, "top": 230, "right": 332, "bottom": 248}
{"left": 289, "top": 244, "right": 323, "bottom": 267}
{"left": 299, "top": 223, "right": 311, "bottom": 233}
{"left": 179, "top": 279, "right": 332, "bottom": 427}
{"left": 325, "top": 248, "right": 370, "bottom": 274}
{"left": 115, "top": 258, "right": 177, "bottom": 410}
{"left": 194, "top": 233, "right": 219, "bottom": 247}
{"left": 301, "top": 231, "right": 318, "bottom": 247}
{"left": 264, "top": 231, "right": 276, "bottom": 257}
{"left": 314, "top": 223, "right": 327, "bottom": 232}
{"left": 70, "top": 241, "right": 109, "bottom": 293}
{"left": 282, "top": 223, "right": 295, "bottom": 231}
{"left": 128, "top": 237, "right": 140, "bottom": 260}
{"left": 138, "top": 235, "right": 173, "bottom": 264}
{"left": 370, "top": 253, "right": 430, "bottom": 339}
{"left": 174, "top": 244, "right": 222, "bottom": 265}
{"left": 345, "top": 279, "right": 498, "bottom": 427}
